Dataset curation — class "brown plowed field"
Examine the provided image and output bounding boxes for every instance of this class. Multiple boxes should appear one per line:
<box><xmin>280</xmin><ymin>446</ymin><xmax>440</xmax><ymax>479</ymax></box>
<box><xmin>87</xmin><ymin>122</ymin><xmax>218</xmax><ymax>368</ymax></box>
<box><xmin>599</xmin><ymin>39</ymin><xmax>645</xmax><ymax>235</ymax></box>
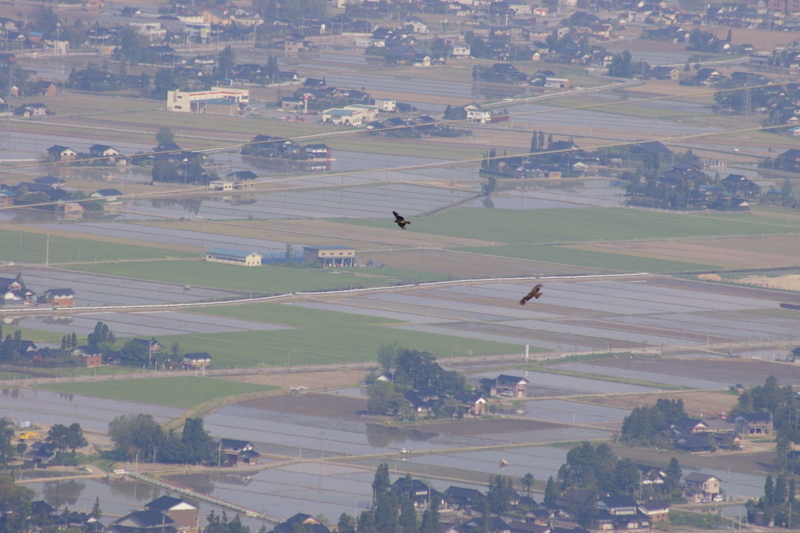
<box><xmin>351</xmin><ymin>249</ymin><xmax>601</xmax><ymax>279</ymax></box>
<box><xmin>573</xmin><ymin>238</ymin><xmax>800</xmax><ymax>270</ymax></box>
<box><xmin>240</xmin><ymin>392</ymin><xmax>370</xmax><ymax>421</ymax></box>
<box><xmin>581</xmin><ymin>391</ymin><xmax>739</xmax><ymax>419</ymax></box>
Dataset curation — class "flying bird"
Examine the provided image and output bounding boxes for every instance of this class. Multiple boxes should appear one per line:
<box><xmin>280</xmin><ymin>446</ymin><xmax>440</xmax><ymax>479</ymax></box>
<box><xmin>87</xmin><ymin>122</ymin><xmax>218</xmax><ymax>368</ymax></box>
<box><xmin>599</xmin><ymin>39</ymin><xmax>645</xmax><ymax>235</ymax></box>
<box><xmin>519</xmin><ymin>284</ymin><xmax>543</xmax><ymax>305</ymax></box>
<box><xmin>393</xmin><ymin>211</ymin><xmax>410</xmax><ymax>230</ymax></box>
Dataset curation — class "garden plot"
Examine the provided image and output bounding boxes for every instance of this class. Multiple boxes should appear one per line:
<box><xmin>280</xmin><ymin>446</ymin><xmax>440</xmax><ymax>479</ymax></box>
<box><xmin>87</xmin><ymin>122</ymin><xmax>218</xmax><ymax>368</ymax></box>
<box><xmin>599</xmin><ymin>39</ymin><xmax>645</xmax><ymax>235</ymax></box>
<box><xmin>520</xmin><ymin>399</ymin><xmax>631</xmax><ymax>427</ymax></box>
<box><xmin>556</xmin><ymin>362</ymin><xmax>728</xmax><ymax>389</ymax></box>
<box><xmin>468</xmin><ymin>369</ymin><xmax>656</xmax><ymax>396</ymax></box>
<box><xmin>13</xmin><ymin>311</ymin><xmax>291</xmax><ymax>337</ymax></box>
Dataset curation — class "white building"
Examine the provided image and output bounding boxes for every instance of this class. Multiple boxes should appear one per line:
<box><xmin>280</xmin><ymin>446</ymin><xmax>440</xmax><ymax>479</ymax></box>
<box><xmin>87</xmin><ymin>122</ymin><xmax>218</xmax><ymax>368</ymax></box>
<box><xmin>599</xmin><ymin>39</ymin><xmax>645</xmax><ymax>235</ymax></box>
<box><xmin>127</xmin><ymin>22</ymin><xmax>168</xmax><ymax>42</ymax></box>
<box><xmin>205</xmin><ymin>248</ymin><xmax>262</xmax><ymax>266</ymax></box>
<box><xmin>373</xmin><ymin>99</ymin><xmax>397</xmax><ymax>112</ymax></box>
<box><xmin>322</xmin><ymin>105</ymin><xmax>379</xmax><ymax>126</ymax></box>
<box><xmin>465</xmin><ymin>104</ymin><xmax>491</xmax><ymax>123</ymax></box>
<box><xmin>167</xmin><ymin>87</ymin><xmax>249</xmax><ymax>112</ymax></box>
<box><xmin>452</xmin><ymin>45</ymin><xmax>471</xmax><ymax>58</ymax></box>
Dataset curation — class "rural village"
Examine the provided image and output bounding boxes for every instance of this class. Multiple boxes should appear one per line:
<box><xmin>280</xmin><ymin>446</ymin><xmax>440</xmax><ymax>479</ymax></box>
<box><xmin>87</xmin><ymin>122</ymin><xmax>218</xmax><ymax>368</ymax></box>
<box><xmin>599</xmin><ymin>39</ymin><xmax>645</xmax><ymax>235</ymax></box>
<box><xmin>3</xmin><ymin>0</ymin><xmax>800</xmax><ymax>529</ymax></box>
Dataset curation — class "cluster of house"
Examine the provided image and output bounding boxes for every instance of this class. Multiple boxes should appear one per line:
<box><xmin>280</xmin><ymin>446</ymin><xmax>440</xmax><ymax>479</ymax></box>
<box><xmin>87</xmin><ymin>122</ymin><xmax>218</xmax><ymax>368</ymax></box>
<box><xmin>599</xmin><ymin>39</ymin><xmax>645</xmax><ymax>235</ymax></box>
<box><xmin>46</xmin><ymin>144</ymin><xmax>126</xmax><ymax>166</ymax></box>
<box><xmin>280</xmin><ymin>80</ymin><xmax>370</xmax><ymax>112</ymax></box>
<box><xmin>0</xmin><ymin>174</ymin><xmax>122</xmax><ymax>217</ymax></box>
<box><xmin>268</xmin><ymin>469</ymin><xmax>726</xmax><ymax>533</ymax></box>
<box><xmin>205</xmin><ymin>246</ymin><xmax>357</xmax><ymax>268</ymax></box>
<box><xmin>0</xmin><ymin>273</ymin><xmax>74</xmax><ymax>308</ymax></box>
<box><xmin>667</xmin><ymin>413</ymin><xmax>772</xmax><ymax>454</ymax></box>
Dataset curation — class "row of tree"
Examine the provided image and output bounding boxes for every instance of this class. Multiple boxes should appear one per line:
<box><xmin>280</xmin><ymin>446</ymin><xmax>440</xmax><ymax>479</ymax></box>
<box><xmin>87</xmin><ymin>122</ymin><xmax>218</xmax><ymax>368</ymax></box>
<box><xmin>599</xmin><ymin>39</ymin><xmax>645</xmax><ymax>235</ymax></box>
<box><xmin>108</xmin><ymin>414</ymin><xmax>217</xmax><ymax>464</ymax></box>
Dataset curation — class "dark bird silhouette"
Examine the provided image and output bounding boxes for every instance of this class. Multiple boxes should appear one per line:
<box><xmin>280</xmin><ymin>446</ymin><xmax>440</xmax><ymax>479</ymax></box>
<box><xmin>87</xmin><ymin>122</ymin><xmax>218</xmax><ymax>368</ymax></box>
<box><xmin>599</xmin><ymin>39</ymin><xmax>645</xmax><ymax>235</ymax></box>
<box><xmin>393</xmin><ymin>211</ymin><xmax>410</xmax><ymax>230</ymax></box>
<box><xmin>519</xmin><ymin>284</ymin><xmax>543</xmax><ymax>305</ymax></box>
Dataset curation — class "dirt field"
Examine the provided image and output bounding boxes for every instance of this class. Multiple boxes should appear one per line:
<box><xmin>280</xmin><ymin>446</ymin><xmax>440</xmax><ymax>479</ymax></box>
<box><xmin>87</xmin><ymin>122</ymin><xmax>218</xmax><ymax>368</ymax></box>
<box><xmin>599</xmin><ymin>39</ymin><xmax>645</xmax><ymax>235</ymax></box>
<box><xmin>610</xmin><ymin>444</ymin><xmax>775</xmax><ymax>477</ymax></box>
<box><xmin>239</xmin><ymin>392</ymin><xmax>369</xmax><ymax>420</ymax></box>
<box><xmin>581</xmin><ymin>391</ymin><xmax>739</xmax><ymax>418</ymax></box>
<box><xmin>404</xmin><ymin>418</ymin><xmax>568</xmax><ymax>436</ymax></box>
<box><xmin>353</xmin><ymin>249</ymin><xmax>604</xmax><ymax>278</ymax></box>
<box><xmin>735</xmin><ymin>274</ymin><xmax>800</xmax><ymax>292</ymax></box>
<box><xmin>591</xmin><ymin>357</ymin><xmax>800</xmax><ymax>388</ymax></box>
<box><xmin>223</xmin><ymin>369</ymin><xmax>364</xmax><ymax>391</ymax></box>
<box><xmin>574</xmin><ymin>237</ymin><xmax>800</xmax><ymax>270</ymax></box>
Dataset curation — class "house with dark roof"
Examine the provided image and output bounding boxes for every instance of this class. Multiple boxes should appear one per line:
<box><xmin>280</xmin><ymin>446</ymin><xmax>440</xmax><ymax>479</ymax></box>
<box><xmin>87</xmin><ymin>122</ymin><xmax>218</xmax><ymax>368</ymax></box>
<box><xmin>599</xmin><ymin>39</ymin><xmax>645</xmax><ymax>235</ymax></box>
<box><xmin>674</xmin><ymin>433</ymin><xmax>714</xmax><ymax>452</ymax></box>
<box><xmin>71</xmin><ymin>345</ymin><xmax>104</xmax><ymax>367</ymax></box>
<box><xmin>453</xmin><ymin>393</ymin><xmax>486</xmax><ymax>416</ymax></box>
<box><xmin>272</xmin><ymin>514</ymin><xmax>331</xmax><ymax>533</ymax></box>
<box><xmin>671</xmin><ymin>417</ymin><xmax>708</xmax><ymax>435</ymax></box>
<box><xmin>735</xmin><ymin>412</ymin><xmax>773</xmax><ymax>435</ymax></box>
<box><xmin>47</xmin><ymin>145</ymin><xmax>77</xmax><ymax>162</ymax></box>
<box><xmin>0</xmin><ymin>273</ymin><xmax>36</xmax><ymax>306</ymax></box>
<box><xmin>480</xmin><ymin>374</ymin><xmax>529</xmax><ymax>398</ymax></box>
<box><xmin>43</xmin><ymin>288</ymin><xmax>75</xmax><ymax>307</ymax></box>
<box><xmin>89</xmin><ymin>144</ymin><xmax>123</xmax><ymax>163</ymax></box>
<box><xmin>443</xmin><ymin>486</ymin><xmax>484</xmax><ymax>510</ymax></box>
<box><xmin>26</xmin><ymin>442</ymin><xmax>57</xmax><ymax>464</ymax></box>
<box><xmin>630</xmin><ymin>141</ymin><xmax>672</xmax><ymax>156</ymax></box>
<box><xmin>218</xmin><ymin>438</ymin><xmax>260</xmax><ymax>465</ymax></box>
<box><xmin>144</xmin><ymin>497</ymin><xmax>198</xmax><ymax>530</ymax></box>
<box><xmin>392</xmin><ymin>477</ymin><xmax>442</xmax><ymax>508</ymax></box>
<box><xmin>638</xmin><ymin>499</ymin><xmax>670</xmax><ymax>522</ymax></box>
<box><xmin>109</xmin><ymin>510</ymin><xmax>176</xmax><ymax>533</ymax></box>
<box><xmin>722</xmin><ymin>174</ymin><xmax>760</xmax><ymax>197</ymax></box>
<box><xmin>597</xmin><ymin>495</ymin><xmax>638</xmax><ymax>516</ymax></box>
<box><xmin>684</xmin><ymin>472</ymin><xmax>721</xmax><ymax>503</ymax></box>
<box><xmin>90</xmin><ymin>188</ymin><xmax>123</xmax><ymax>201</ymax></box>
<box><xmin>34</xmin><ymin>175</ymin><xmax>65</xmax><ymax>188</ymax></box>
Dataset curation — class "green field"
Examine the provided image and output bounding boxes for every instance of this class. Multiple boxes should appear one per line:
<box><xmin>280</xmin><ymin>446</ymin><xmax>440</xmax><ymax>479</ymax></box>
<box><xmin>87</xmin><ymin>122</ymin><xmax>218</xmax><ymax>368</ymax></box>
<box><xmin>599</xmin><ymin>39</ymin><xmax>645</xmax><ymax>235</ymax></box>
<box><xmin>343</xmin><ymin>207</ymin><xmax>800</xmax><ymax>245</ymax></box>
<box><xmin>65</xmin><ymin>261</ymin><xmax>447</xmax><ymax>293</ymax></box>
<box><xmin>0</xmin><ymin>230</ymin><xmax>197</xmax><ymax>265</ymax></box>
<box><xmin>38</xmin><ymin>376</ymin><xmax>277</xmax><ymax>409</ymax></box>
<box><xmin>459</xmin><ymin>245</ymin><xmax>719</xmax><ymax>272</ymax></box>
<box><xmin>160</xmin><ymin>303</ymin><xmax>527</xmax><ymax>367</ymax></box>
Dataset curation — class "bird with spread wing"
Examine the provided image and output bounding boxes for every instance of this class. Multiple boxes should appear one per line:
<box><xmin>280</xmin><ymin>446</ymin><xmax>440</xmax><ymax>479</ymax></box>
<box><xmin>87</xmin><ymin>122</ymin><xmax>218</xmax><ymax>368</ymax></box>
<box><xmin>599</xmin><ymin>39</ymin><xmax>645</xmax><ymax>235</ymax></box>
<box><xmin>393</xmin><ymin>211</ymin><xmax>410</xmax><ymax>230</ymax></box>
<box><xmin>519</xmin><ymin>284</ymin><xmax>543</xmax><ymax>305</ymax></box>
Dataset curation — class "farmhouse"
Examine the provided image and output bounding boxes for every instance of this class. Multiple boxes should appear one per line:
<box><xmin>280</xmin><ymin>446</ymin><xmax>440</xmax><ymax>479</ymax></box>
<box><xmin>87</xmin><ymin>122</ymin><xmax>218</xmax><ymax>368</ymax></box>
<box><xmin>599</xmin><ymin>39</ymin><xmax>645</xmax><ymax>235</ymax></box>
<box><xmin>480</xmin><ymin>374</ymin><xmax>529</xmax><ymax>397</ymax></box>
<box><xmin>218</xmin><ymin>438</ymin><xmax>260</xmax><ymax>465</ymax></box>
<box><xmin>273</xmin><ymin>515</ymin><xmax>331</xmax><ymax>533</ymax></box>
<box><xmin>206</xmin><ymin>248</ymin><xmax>262</xmax><ymax>266</ymax></box>
<box><xmin>322</xmin><ymin>105</ymin><xmax>379</xmax><ymax>126</ymax></box>
<box><xmin>43</xmin><ymin>288</ymin><xmax>75</xmax><ymax>307</ymax></box>
<box><xmin>302</xmin><ymin>246</ymin><xmax>356</xmax><ymax>267</ymax></box>
<box><xmin>683</xmin><ymin>473</ymin><xmax>720</xmax><ymax>503</ymax></box>
<box><xmin>183</xmin><ymin>352</ymin><xmax>212</xmax><ymax>369</ymax></box>
<box><xmin>47</xmin><ymin>145</ymin><xmax>77</xmax><ymax>162</ymax></box>
<box><xmin>166</xmin><ymin>87</ymin><xmax>249</xmax><ymax>113</ymax></box>
<box><xmin>109</xmin><ymin>510</ymin><xmax>175</xmax><ymax>533</ymax></box>
<box><xmin>453</xmin><ymin>393</ymin><xmax>486</xmax><ymax>416</ymax></box>
<box><xmin>89</xmin><ymin>144</ymin><xmax>123</xmax><ymax>163</ymax></box>
<box><xmin>91</xmin><ymin>188</ymin><xmax>123</xmax><ymax>202</ymax></box>
<box><xmin>144</xmin><ymin>497</ymin><xmax>198</xmax><ymax>530</ymax></box>
<box><xmin>0</xmin><ymin>273</ymin><xmax>36</xmax><ymax>306</ymax></box>
<box><xmin>735</xmin><ymin>412</ymin><xmax>773</xmax><ymax>435</ymax></box>
<box><xmin>71</xmin><ymin>345</ymin><xmax>104</xmax><ymax>367</ymax></box>
<box><xmin>638</xmin><ymin>500</ymin><xmax>670</xmax><ymax>522</ymax></box>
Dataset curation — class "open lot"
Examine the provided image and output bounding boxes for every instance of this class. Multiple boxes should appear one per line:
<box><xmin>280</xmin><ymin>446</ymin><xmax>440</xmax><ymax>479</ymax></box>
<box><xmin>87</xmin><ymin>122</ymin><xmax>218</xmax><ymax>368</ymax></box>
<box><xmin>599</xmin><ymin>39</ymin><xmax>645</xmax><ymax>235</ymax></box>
<box><xmin>39</xmin><ymin>376</ymin><xmax>278</xmax><ymax>409</ymax></box>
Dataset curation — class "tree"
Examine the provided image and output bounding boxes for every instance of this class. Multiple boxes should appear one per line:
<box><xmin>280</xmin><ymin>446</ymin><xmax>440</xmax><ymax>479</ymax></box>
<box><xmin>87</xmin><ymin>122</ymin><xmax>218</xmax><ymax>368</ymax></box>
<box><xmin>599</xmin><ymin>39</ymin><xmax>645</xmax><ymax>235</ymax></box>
<box><xmin>521</xmin><ymin>473</ymin><xmax>535</xmax><ymax>498</ymax></box>
<box><xmin>782</xmin><ymin>178</ymin><xmax>794</xmax><ymax>198</ymax></box>
<box><xmin>0</xmin><ymin>418</ymin><xmax>15</xmax><ymax>465</ymax></box>
<box><xmin>419</xmin><ymin>495</ymin><xmax>441</xmax><ymax>533</ymax></box>
<box><xmin>216</xmin><ymin>46</ymin><xmax>236</xmax><ymax>80</ymax></box>
<box><xmin>374</xmin><ymin>492</ymin><xmax>399</xmax><ymax>533</ymax></box>
<box><xmin>357</xmin><ymin>511</ymin><xmax>377</xmax><ymax>533</ymax></box>
<box><xmin>775</xmin><ymin>474</ymin><xmax>787</xmax><ymax>506</ymax></box>
<box><xmin>182</xmin><ymin>418</ymin><xmax>216</xmax><ymax>464</ymax></box>
<box><xmin>337</xmin><ymin>514</ymin><xmax>355</xmax><ymax>533</ymax></box>
<box><xmin>377</xmin><ymin>343</ymin><xmax>400</xmax><ymax>374</ymax></box>
<box><xmin>544</xmin><ymin>476</ymin><xmax>559</xmax><ymax>504</ymax></box>
<box><xmin>152</xmin><ymin>160</ymin><xmax>178</xmax><ymax>183</ymax></box>
<box><xmin>87</xmin><ymin>322</ymin><xmax>115</xmax><ymax>350</ymax></box>
<box><xmin>156</xmin><ymin>127</ymin><xmax>175</xmax><ymax>145</ymax></box>
<box><xmin>614</xmin><ymin>458</ymin><xmax>640</xmax><ymax>495</ymax></box>
<box><xmin>121</xmin><ymin>338</ymin><xmax>150</xmax><ymax>366</ymax></box>
<box><xmin>91</xmin><ymin>497</ymin><xmax>102</xmax><ymax>518</ymax></box>
<box><xmin>665</xmin><ymin>457</ymin><xmax>682</xmax><ymax>496</ymax></box>
<box><xmin>398</xmin><ymin>495</ymin><xmax>416</xmax><ymax>533</ymax></box>
<box><xmin>367</xmin><ymin>381</ymin><xmax>396</xmax><ymax>415</ymax></box>
<box><xmin>372</xmin><ymin>462</ymin><xmax>391</xmax><ymax>501</ymax></box>
<box><xmin>108</xmin><ymin>414</ymin><xmax>163</xmax><ymax>460</ymax></box>
<box><xmin>487</xmin><ymin>475</ymin><xmax>514</xmax><ymax>513</ymax></box>
<box><xmin>66</xmin><ymin>423</ymin><xmax>87</xmax><ymax>453</ymax></box>
<box><xmin>47</xmin><ymin>424</ymin><xmax>72</xmax><ymax>453</ymax></box>
<box><xmin>153</xmin><ymin>68</ymin><xmax>177</xmax><ymax>99</ymax></box>
<box><xmin>765</xmin><ymin>475</ymin><xmax>775</xmax><ymax>507</ymax></box>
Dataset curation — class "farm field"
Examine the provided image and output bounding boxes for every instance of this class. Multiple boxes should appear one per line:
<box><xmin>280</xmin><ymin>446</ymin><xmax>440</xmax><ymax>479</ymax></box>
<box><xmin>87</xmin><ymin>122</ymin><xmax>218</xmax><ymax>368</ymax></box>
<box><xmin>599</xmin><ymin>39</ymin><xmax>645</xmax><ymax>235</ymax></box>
<box><xmin>580</xmin><ymin>390</ymin><xmax>740</xmax><ymax>418</ymax></box>
<box><xmin>38</xmin><ymin>376</ymin><xmax>277</xmax><ymax>409</ymax></box>
<box><xmin>343</xmin><ymin>207</ymin><xmax>800</xmax><ymax>246</ymax></box>
<box><xmin>0</xmin><ymin>229</ymin><xmax>198</xmax><ymax>265</ymax></box>
<box><xmin>457</xmin><ymin>244</ymin><xmax>718</xmax><ymax>272</ymax></box>
<box><xmin>64</xmin><ymin>260</ymin><xmax>446</xmax><ymax>293</ymax></box>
